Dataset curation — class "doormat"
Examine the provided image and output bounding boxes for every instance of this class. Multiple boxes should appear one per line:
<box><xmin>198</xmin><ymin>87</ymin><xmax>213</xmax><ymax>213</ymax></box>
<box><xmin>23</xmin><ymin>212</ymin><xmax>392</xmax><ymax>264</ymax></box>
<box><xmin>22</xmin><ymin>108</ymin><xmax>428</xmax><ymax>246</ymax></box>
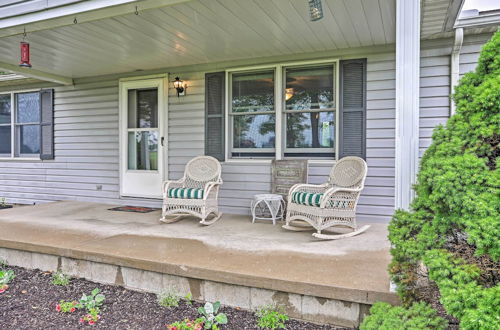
<box><xmin>108</xmin><ymin>206</ymin><xmax>158</xmax><ymax>213</ymax></box>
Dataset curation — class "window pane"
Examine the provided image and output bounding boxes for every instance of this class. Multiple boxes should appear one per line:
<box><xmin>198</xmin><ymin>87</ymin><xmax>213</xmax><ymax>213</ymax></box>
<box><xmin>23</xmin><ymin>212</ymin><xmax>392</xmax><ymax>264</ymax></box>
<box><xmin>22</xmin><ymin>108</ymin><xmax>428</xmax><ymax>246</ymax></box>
<box><xmin>16</xmin><ymin>92</ymin><xmax>40</xmax><ymax>123</ymax></box>
<box><xmin>0</xmin><ymin>94</ymin><xmax>11</xmax><ymax>124</ymax></box>
<box><xmin>285</xmin><ymin>65</ymin><xmax>334</xmax><ymax>111</ymax></box>
<box><xmin>19</xmin><ymin>125</ymin><xmax>40</xmax><ymax>154</ymax></box>
<box><xmin>233</xmin><ymin>114</ymin><xmax>275</xmax><ymax>149</ymax></box>
<box><xmin>286</xmin><ymin>111</ymin><xmax>334</xmax><ymax>149</ymax></box>
<box><xmin>128</xmin><ymin>131</ymin><xmax>158</xmax><ymax>170</ymax></box>
<box><xmin>0</xmin><ymin>126</ymin><xmax>11</xmax><ymax>154</ymax></box>
<box><xmin>128</xmin><ymin>89</ymin><xmax>158</xmax><ymax>128</ymax></box>
<box><xmin>232</xmin><ymin>71</ymin><xmax>274</xmax><ymax>113</ymax></box>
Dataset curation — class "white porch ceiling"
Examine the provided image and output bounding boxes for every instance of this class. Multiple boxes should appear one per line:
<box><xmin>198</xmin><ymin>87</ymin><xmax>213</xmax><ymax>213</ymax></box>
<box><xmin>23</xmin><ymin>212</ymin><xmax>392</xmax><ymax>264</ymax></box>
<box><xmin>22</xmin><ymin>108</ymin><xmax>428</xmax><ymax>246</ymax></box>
<box><xmin>0</xmin><ymin>0</ymin><xmax>464</xmax><ymax>80</ymax></box>
<box><xmin>0</xmin><ymin>0</ymin><xmax>397</xmax><ymax>78</ymax></box>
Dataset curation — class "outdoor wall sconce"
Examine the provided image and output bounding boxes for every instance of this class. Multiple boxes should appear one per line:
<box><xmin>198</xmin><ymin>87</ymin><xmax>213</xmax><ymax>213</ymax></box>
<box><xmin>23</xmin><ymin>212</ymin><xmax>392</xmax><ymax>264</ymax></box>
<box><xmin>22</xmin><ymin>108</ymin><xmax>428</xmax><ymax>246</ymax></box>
<box><xmin>285</xmin><ymin>88</ymin><xmax>294</xmax><ymax>101</ymax></box>
<box><xmin>19</xmin><ymin>41</ymin><xmax>32</xmax><ymax>67</ymax></box>
<box><xmin>173</xmin><ymin>77</ymin><xmax>186</xmax><ymax>96</ymax></box>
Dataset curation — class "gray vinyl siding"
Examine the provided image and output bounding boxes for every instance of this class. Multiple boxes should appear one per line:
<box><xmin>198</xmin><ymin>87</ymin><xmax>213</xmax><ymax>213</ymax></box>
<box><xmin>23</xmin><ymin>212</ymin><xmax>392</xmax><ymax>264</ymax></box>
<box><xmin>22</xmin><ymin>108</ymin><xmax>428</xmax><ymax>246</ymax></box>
<box><xmin>419</xmin><ymin>44</ymin><xmax>451</xmax><ymax>157</ymax></box>
<box><xmin>0</xmin><ymin>34</ymin><xmax>492</xmax><ymax>222</ymax></box>
<box><xmin>418</xmin><ymin>33</ymin><xmax>493</xmax><ymax>158</ymax></box>
<box><xmin>168</xmin><ymin>53</ymin><xmax>397</xmax><ymax>221</ymax></box>
<box><xmin>459</xmin><ymin>33</ymin><xmax>493</xmax><ymax>77</ymax></box>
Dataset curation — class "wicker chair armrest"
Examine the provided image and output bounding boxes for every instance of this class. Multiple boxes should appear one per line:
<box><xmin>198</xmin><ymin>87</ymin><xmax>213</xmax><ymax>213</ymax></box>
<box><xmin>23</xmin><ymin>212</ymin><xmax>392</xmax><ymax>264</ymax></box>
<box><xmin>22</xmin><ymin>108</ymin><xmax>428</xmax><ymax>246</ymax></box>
<box><xmin>203</xmin><ymin>180</ymin><xmax>223</xmax><ymax>200</ymax></box>
<box><xmin>320</xmin><ymin>187</ymin><xmax>362</xmax><ymax>208</ymax></box>
<box><xmin>162</xmin><ymin>178</ymin><xmax>185</xmax><ymax>195</ymax></box>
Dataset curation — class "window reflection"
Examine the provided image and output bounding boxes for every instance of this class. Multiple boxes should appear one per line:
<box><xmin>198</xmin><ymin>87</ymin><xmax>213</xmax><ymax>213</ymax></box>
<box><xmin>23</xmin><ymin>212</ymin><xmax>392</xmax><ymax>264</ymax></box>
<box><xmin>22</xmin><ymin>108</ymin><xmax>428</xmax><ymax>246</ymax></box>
<box><xmin>231</xmin><ymin>70</ymin><xmax>275</xmax><ymax>157</ymax></box>
<box><xmin>284</xmin><ymin>65</ymin><xmax>335</xmax><ymax>157</ymax></box>
<box><xmin>128</xmin><ymin>131</ymin><xmax>158</xmax><ymax>171</ymax></box>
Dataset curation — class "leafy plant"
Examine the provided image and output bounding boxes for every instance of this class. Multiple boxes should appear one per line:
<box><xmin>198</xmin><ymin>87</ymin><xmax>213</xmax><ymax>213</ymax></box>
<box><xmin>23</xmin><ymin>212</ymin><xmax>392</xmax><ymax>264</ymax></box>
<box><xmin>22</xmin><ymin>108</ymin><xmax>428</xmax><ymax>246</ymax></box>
<box><xmin>197</xmin><ymin>301</ymin><xmax>228</xmax><ymax>330</ymax></box>
<box><xmin>184</xmin><ymin>292</ymin><xmax>193</xmax><ymax>305</ymax></box>
<box><xmin>360</xmin><ymin>302</ymin><xmax>447</xmax><ymax>330</ymax></box>
<box><xmin>54</xmin><ymin>288</ymin><xmax>105</xmax><ymax>325</ymax></box>
<box><xmin>167</xmin><ymin>318</ymin><xmax>204</xmax><ymax>330</ymax></box>
<box><xmin>157</xmin><ymin>290</ymin><xmax>181</xmax><ymax>308</ymax></box>
<box><xmin>56</xmin><ymin>300</ymin><xmax>78</xmax><ymax>313</ymax></box>
<box><xmin>51</xmin><ymin>271</ymin><xmax>70</xmax><ymax>286</ymax></box>
<box><xmin>256</xmin><ymin>304</ymin><xmax>289</xmax><ymax>329</ymax></box>
<box><xmin>77</xmin><ymin>288</ymin><xmax>105</xmax><ymax>311</ymax></box>
<box><xmin>0</xmin><ymin>269</ymin><xmax>15</xmax><ymax>293</ymax></box>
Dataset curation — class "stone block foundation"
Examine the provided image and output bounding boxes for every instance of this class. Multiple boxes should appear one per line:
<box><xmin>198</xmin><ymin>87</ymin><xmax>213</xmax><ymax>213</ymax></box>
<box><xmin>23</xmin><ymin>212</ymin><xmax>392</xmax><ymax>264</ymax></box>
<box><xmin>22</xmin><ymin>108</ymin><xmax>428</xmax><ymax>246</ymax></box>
<box><xmin>0</xmin><ymin>247</ymin><xmax>369</xmax><ymax>327</ymax></box>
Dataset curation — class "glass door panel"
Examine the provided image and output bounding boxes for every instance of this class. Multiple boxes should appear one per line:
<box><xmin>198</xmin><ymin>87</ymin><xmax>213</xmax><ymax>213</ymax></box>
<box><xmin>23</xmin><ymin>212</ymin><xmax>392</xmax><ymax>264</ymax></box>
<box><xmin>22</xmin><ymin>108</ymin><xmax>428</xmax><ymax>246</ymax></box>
<box><xmin>127</xmin><ymin>88</ymin><xmax>159</xmax><ymax>171</ymax></box>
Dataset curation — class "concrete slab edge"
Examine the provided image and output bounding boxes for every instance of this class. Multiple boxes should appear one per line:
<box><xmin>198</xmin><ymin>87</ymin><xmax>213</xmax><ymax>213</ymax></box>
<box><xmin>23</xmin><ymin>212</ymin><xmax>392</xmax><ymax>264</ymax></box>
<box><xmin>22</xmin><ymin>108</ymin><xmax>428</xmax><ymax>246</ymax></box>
<box><xmin>0</xmin><ymin>239</ymin><xmax>399</xmax><ymax>306</ymax></box>
<box><xmin>0</xmin><ymin>246</ymin><xmax>382</xmax><ymax>327</ymax></box>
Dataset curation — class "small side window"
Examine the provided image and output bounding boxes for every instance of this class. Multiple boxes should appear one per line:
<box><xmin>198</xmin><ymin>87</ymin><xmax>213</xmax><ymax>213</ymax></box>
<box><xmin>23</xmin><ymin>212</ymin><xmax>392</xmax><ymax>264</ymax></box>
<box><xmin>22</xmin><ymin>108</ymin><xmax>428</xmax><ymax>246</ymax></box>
<box><xmin>0</xmin><ymin>89</ymin><xmax>53</xmax><ymax>160</ymax></box>
<box><xmin>15</xmin><ymin>92</ymin><xmax>41</xmax><ymax>157</ymax></box>
<box><xmin>0</xmin><ymin>94</ymin><xmax>11</xmax><ymax>157</ymax></box>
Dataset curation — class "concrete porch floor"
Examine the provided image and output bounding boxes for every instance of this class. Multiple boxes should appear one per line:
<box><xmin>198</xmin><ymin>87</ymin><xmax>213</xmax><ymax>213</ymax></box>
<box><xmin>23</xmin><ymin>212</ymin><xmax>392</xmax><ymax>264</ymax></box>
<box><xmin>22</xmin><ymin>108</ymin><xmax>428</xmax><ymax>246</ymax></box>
<box><xmin>0</xmin><ymin>201</ymin><xmax>397</xmax><ymax>324</ymax></box>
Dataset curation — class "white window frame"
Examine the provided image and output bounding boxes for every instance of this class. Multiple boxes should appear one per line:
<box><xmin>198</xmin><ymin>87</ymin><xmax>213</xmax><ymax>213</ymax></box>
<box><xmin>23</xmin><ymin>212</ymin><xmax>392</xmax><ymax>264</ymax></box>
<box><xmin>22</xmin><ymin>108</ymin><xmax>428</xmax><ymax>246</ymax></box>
<box><xmin>0</xmin><ymin>88</ymin><xmax>42</xmax><ymax>161</ymax></box>
<box><xmin>225</xmin><ymin>59</ymin><xmax>340</xmax><ymax>163</ymax></box>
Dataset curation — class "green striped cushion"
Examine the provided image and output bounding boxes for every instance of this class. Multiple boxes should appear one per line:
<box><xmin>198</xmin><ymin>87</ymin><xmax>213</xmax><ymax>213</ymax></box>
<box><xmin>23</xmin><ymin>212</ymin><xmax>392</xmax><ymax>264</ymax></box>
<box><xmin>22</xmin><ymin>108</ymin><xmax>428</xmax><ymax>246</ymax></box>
<box><xmin>292</xmin><ymin>191</ymin><xmax>322</xmax><ymax>207</ymax></box>
<box><xmin>167</xmin><ymin>188</ymin><xmax>204</xmax><ymax>199</ymax></box>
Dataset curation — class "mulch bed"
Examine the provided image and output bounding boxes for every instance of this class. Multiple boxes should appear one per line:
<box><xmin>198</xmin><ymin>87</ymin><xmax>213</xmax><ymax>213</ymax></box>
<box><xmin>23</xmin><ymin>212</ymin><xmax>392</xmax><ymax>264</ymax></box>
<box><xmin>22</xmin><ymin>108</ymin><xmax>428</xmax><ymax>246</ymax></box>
<box><xmin>0</xmin><ymin>266</ymin><xmax>345</xmax><ymax>329</ymax></box>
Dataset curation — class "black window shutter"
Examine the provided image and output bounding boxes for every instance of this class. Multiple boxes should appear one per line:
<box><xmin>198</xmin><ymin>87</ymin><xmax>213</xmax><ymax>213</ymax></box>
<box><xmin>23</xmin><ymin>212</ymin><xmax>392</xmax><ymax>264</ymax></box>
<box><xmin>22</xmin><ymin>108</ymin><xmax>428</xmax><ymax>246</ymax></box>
<box><xmin>205</xmin><ymin>72</ymin><xmax>225</xmax><ymax>161</ymax></box>
<box><xmin>339</xmin><ymin>59</ymin><xmax>367</xmax><ymax>159</ymax></box>
<box><xmin>40</xmin><ymin>89</ymin><xmax>54</xmax><ymax>160</ymax></box>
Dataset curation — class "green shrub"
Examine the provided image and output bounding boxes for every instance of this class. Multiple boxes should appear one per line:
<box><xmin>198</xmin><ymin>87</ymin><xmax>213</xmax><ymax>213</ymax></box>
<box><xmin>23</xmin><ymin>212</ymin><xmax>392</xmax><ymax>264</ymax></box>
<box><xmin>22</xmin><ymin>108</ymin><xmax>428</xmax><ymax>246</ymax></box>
<box><xmin>369</xmin><ymin>29</ymin><xmax>499</xmax><ymax>328</ymax></box>
<box><xmin>157</xmin><ymin>290</ymin><xmax>180</xmax><ymax>308</ymax></box>
<box><xmin>360</xmin><ymin>302</ymin><xmax>447</xmax><ymax>330</ymax></box>
<box><xmin>256</xmin><ymin>304</ymin><xmax>289</xmax><ymax>329</ymax></box>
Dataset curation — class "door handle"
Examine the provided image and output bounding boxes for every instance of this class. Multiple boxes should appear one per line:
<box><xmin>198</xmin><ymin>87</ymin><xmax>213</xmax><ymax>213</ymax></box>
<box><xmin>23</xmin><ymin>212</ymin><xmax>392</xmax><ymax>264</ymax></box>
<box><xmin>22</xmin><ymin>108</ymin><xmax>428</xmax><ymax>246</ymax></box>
<box><xmin>161</xmin><ymin>137</ymin><xmax>165</xmax><ymax>146</ymax></box>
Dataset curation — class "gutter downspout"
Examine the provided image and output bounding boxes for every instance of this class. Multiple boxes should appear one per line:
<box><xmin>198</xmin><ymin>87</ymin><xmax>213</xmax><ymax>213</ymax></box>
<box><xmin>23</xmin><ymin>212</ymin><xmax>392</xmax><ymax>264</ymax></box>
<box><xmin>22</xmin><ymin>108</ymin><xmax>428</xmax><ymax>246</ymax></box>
<box><xmin>450</xmin><ymin>27</ymin><xmax>463</xmax><ymax>115</ymax></box>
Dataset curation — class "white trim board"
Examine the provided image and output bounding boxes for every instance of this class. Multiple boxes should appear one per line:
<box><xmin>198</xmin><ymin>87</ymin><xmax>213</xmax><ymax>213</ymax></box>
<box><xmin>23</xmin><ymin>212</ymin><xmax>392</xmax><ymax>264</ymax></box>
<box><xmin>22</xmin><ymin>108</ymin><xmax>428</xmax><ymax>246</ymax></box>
<box><xmin>395</xmin><ymin>0</ymin><xmax>420</xmax><ymax>210</ymax></box>
<box><xmin>0</xmin><ymin>61</ymin><xmax>73</xmax><ymax>86</ymax></box>
<box><xmin>0</xmin><ymin>0</ymin><xmax>192</xmax><ymax>37</ymax></box>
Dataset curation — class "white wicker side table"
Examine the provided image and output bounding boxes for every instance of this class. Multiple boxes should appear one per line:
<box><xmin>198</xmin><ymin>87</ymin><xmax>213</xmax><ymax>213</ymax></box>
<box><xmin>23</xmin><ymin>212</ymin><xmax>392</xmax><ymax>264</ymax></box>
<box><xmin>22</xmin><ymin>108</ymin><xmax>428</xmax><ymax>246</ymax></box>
<box><xmin>251</xmin><ymin>194</ymin><xmax>285</xmax><ymax>225</ymax></box>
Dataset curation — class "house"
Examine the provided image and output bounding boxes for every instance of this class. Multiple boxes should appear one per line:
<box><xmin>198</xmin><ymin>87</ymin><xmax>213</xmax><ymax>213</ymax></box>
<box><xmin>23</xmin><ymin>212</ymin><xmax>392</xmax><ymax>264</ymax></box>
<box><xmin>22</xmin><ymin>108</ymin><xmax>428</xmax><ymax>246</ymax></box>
<box><xmin>0</xmin><ymin>1</ymin><xmax>498</xmax><ymax>222</ymax></box>
<box><xmin>0</xmin><ymin>1</ymin><xmax>499</xmax><ymax>327</ymax></box>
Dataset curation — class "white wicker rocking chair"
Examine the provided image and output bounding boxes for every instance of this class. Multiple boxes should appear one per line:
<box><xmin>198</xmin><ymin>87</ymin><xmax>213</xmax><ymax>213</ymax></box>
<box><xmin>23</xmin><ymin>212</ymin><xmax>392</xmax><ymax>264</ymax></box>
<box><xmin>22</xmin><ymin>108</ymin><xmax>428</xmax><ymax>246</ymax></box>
<box><xmin>283</xmin><ymin>156</ymin><xmax>369</xmax><ymax>240</ymax></box>
<box><xmin>160</xmin><ymin>156</ymin><xmax>223</xmax><ymax>226</ymax></box>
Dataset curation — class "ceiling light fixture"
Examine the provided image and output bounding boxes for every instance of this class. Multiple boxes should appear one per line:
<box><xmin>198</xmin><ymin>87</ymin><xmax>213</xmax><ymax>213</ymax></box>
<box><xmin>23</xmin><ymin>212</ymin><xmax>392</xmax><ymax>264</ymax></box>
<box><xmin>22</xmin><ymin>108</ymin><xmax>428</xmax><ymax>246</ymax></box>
<box><xmin>308</xmin><ymin>0</ymin><xmax>324</xmax><ymax>21</ymax></box>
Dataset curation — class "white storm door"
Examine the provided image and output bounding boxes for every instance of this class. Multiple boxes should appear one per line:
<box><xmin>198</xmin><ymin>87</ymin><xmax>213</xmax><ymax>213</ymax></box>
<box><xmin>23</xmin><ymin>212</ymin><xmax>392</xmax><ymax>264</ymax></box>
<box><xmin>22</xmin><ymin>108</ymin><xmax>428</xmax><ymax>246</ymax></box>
<box><xmin>120</xmin><ymin>78</ymin><xmax>167</xmax><ymax>198</ymax></box>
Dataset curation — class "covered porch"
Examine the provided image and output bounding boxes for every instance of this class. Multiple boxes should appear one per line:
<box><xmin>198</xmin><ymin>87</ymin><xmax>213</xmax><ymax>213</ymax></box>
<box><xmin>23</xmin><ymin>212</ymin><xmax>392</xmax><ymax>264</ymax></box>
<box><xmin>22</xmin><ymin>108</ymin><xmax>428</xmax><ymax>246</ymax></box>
<box><xmin>0</xmin><ymin>200</ymin><xmax>396</xmax><ymax>327</ymax></box>
<box><xmin>0</xmin><ymin>0</ymin><xmax>448</xmax><ymax>222</ymax></box>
